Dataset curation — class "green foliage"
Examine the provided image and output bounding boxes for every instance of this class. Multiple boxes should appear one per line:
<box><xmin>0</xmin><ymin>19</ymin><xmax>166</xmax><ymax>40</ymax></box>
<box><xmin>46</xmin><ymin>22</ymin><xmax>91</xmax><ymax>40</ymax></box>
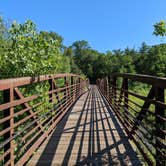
<box><xmin>135</xmin><ymin>43</ymin><xmax>166</xmax><ymax>77</ymax></box>
<box><xmin>153</xmin><ymin>20</ymin><xmax>166</xmax><ymax>37</ymax></box>
<box><xmin>68</xmin><ymin>40</ymin><xmax>166</xmax><ymax>82</ymax></box>
<box><xmin>0</xmin><ymin>18</ymin><xmax>70</xmax><ymax>79</ymax></box>
<box><xmin>64</xmin><ymin>46</ymin><xmax>83</xmax><ymax>75</ymax></box>
<box><xmin>0</xmin><ymin>16</ymin><xmax>166</xmax><ymax>81</ymax></box>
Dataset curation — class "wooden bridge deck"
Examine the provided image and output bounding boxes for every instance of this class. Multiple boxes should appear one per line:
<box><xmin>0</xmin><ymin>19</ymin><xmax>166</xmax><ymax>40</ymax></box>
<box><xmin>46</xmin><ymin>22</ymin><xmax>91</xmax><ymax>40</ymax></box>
<box><xmin>27</xmin><ymin>85</ymin><xmax>142</xmax><ymax>166</ymax></box>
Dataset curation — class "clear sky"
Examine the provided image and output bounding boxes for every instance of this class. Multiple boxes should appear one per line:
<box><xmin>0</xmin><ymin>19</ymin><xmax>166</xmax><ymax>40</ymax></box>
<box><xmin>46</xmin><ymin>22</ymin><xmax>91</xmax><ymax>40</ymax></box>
<box><xmin>0</xmin><ymin>0</ymin><xmax>166</xmax><ymax>52</ymax></box>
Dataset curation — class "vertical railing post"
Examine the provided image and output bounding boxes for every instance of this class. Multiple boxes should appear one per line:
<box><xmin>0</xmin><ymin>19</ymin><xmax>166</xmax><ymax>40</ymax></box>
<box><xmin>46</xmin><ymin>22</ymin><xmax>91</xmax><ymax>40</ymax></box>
<box><xmin>49</xmin><ymin>78</ymin><xmax>55</xmax><ymax>124</ymax></box>
<box><xmin>103</xmin><ymin>78</ymin><xmax>107</xmax><ymax>97</ymax></box>
<box><xmin>64</xmin><ymin>77</ymin><xmax>68</xmax><ymax>103</ymax></box>
<box><xmin>80</xmin><ymin>78</ymin><xmax>83</xmax><ymax>95</ymax></box>
<box><xmin>123</xmin><ymin>78</ymin><xmax>129</xmax><ymax>124</ymax></box>
<box><xmin>99</xmin><ymin>79</ymin><xmax>101</xmax><ymax>90</ymax></box>
<box><xmin>74</xmin><ymin>77</ymin><xmax>77</xmax><ymax>100</ymax></box>
<box><xmin>78</xmin><ymin>78</ymin><xmax>81</xmax><ymax>97</ymax></box>
<box><xmin>103</xmin><ymin>79</ymin><xmax>105</xmax><ymax>96</ymax></box>
<box><xmin>49</xmin><ymin>78</ymin><xmax>54</xmax><ymax>103</ymax></box>
<box><xmin>10</xmin><ymin>88</ymin><xmax>14</xmax><ymax>166</ymax></box>
<box><xmin>124</xmin><ymin>78</ymin><xmax>128</xmax><ymax>109</ymax></box>
<box><xmin>107</xmin><ymin>77</ymin><xmax>111</xmax><ymax>101</ymax></box>
<box><xmin>75</xmin><ymin>78</ymin><xmax>78</xmax><ymax>98</ymax></box>
<box><xmin>105</xmin><ymin>77</ymin><xmax>109</xmax><ymax>99</ymax></box>
<box><xmin>155</xmin><ymin>87</ymin><xmax>165</xmax><ymax>166</ymax></box>
<box><xmin>101</xmin><ymin>79</ymin><xmax>104</xmax><ymax>94</ymax></box>
<box><xmin>112</xmin><ymin>77</ymin><xmax>117</xmax><ymax>105</ymax></box>
<box><xmin>3</xmin><ymin>88</ymin><xmax>14</xmax><ymax>166</ymax></box>
<box><xmin>71</xmin><ymin>76</ymin><xmax>74</xmax><ymax>101</ymax></box>
<box><xmin>99</xmin><ymin>79</ymin><xmax>100</xmax><ymax>88</ymax></box>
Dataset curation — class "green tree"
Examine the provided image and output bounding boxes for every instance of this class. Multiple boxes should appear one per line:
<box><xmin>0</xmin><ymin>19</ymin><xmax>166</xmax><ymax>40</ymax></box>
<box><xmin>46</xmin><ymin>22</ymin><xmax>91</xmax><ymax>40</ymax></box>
<box><xmin>0</xmin><ymin>19</ymin><xmax>70</xmax><ymax>78</ymax></box>
<box><xmin>153</xmin><ymin>20</ymin><xmax>166</xmax><ymax>37</ymax></box>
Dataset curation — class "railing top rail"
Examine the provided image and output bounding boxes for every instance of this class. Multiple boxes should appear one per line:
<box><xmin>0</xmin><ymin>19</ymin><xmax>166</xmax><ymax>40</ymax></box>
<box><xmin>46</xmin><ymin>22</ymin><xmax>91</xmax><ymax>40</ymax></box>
<box><xmin>0</xmin><ymin>73</ymin><xmax>83</xmax><ymax>91</ymax></box>
<box><xmin>110</xmin><ymin>73</ymin><xmax>166</xmax><ymax>88</ymax></box>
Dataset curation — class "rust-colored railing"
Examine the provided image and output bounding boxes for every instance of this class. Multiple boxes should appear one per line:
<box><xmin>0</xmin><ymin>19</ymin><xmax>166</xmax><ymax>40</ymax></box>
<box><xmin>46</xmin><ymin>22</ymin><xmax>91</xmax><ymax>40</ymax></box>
<box><xmin>0</xmin><ymin>74</ymin><xmax>88</xmax><ymax>166</ymax></box>
<box><xmin>97</xmin><ymin>73</ymin><xmax>166</xmax><ymax>166</ymax></box>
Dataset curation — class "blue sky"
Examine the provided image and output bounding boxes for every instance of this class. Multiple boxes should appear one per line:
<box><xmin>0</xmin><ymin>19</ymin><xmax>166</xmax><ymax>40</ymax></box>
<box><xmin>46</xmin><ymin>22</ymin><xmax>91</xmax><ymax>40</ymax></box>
<box><xmin>0</xmin><ymin>0</ymin><xmax>165</xmax><ymax>52</ymax></box>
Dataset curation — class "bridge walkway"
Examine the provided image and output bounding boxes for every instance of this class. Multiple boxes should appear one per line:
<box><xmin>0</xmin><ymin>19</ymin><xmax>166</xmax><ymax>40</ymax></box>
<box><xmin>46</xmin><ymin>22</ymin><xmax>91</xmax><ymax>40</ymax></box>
<box><xmin>27</xmin><ymin>85</ymin><xmax>142</xmax><ymax>166</ymax></box>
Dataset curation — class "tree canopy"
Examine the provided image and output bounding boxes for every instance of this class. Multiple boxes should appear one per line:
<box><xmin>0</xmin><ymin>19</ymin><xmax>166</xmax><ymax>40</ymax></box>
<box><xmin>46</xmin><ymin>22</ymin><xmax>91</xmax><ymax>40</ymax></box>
<box><xmin>0</xmin><ymin>19</ymin><xmax>70</xmax><ymax>78</ymax></box>
<box><xmin>153</xmin><ymin>20</ymin><xmax>166</xmax><ymax>37</ymax></box>
<box><xmin>0</xmin><ymin>17</ymin><xmax>166</xmax><ymax>82</ymax></box>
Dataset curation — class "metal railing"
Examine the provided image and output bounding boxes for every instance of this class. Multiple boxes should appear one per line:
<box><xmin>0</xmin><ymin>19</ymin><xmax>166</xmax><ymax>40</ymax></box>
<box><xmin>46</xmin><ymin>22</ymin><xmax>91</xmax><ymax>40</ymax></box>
<box><xmin>97</xmin><ymin>73</ymin><xmax>166</xmax><ymax>166</ymax></box>
<box><xmin>0</xmin><ymin>74</ymin><xmax>88</xmax><ymax>166</ymax></box>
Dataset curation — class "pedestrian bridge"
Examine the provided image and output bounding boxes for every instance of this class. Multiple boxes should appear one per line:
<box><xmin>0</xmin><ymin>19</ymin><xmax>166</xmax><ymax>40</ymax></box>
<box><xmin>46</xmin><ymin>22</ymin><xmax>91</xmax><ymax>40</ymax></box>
<box><xmin>0</xmin><ymin>73</ymin><xmax>165</xmax><ymax>165</ymax></box>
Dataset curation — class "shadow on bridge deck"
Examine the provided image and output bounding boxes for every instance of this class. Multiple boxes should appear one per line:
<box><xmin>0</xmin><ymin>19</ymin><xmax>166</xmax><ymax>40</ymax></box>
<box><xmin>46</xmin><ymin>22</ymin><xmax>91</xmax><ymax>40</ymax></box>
<box><xmin>27</xmin><ymin>85</ymin><xmax>142</xmax><ymax>166</ymax></box>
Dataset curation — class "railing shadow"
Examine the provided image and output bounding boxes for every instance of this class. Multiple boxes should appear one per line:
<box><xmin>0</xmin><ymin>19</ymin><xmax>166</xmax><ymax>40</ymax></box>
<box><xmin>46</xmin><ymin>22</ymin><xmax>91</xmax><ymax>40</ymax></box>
<box><xmin>35</xmin><ymin>90</ymin><xmax>91</xmax><ymax>166</ymax></box>
<box><xmin>35</xmin><ymin>85</ymin><xmax>142</xmax><ymax>166</ymax></box>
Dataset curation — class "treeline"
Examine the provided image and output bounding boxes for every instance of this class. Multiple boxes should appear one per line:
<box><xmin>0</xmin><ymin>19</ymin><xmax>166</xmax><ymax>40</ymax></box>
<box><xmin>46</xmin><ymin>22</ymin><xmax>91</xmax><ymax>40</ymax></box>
<box><xmin>0</xmin><ymin>17</ymin><xmax>166</xmax><ymax>81</ymax></box>
<box><xmin>67</xmin><ymin>40</ymin><xmax>166</xmax><ymax>82</ymax></box>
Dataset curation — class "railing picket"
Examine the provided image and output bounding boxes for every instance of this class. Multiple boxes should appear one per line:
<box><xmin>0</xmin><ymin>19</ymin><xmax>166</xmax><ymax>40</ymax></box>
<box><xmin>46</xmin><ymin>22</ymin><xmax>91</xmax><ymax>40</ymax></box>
<box><xmin>124</xmin><ymin>78</ymin><xmax>128</xmax><ymax>109</ymax></box>
<box><xmin>112</xmin><ymin>77</ymin><xmax>117</xmax><ymax>105</ymax></box>
<box><xmin>71</xmin><ymin>76</ymin><xmax>74</xmax><ymax>101</ymax></box>
<box><xmin>10</xmin><ymin>88</ymin><xmax>14</xmax><ymax>166</ymax></box>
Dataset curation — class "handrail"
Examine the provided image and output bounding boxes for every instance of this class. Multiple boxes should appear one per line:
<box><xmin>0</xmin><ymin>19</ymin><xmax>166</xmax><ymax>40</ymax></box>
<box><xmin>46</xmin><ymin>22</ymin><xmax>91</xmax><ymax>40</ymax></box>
<box><xmin>97</xmin><ymin>73</ymin><xmax>166</xmax><ymax>166</ymax></box>
<box><xmin>0</xmin><ymin>73</ymin><xmax>83</xmax><ymax>90</ymax></box>
<box><xmin>0</xmin><ymin>73</ymin><xmax>89</xmax><ymax>166</ymax></box>
<box><xmin>110</xmin><ymin>73</ymin><xmax>166</xmax><ymax>88</ymax></box>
